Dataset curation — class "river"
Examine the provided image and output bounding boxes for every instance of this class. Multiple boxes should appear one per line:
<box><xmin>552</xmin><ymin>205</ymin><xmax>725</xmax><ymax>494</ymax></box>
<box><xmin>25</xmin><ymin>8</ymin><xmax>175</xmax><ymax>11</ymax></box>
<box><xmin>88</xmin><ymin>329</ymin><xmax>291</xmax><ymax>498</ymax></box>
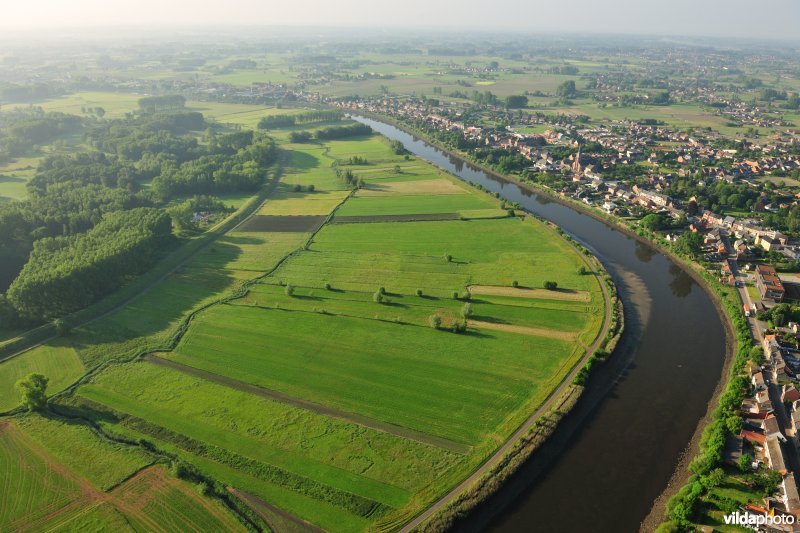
<box><xmin>352</xmin><ymin>116</ymin><xmax>728</xmax><ymax>532</ymax></box>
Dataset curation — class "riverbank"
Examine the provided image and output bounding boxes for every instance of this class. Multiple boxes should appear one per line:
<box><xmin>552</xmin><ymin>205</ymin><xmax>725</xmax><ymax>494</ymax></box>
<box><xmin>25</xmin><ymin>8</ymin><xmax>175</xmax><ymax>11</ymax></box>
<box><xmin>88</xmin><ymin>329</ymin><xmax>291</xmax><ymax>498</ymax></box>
<box><xmin>352</xmin><ymin>112</ymin><xmax>737</xmax><ymax>531</ymax></box>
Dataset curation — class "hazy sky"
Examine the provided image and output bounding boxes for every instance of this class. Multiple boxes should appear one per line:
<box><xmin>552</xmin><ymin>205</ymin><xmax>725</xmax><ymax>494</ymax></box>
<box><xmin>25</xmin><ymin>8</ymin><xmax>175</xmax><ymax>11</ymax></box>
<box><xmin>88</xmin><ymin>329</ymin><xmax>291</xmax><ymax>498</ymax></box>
<box><xmin>2</xmin><ymin>0</ymin><xmax>799</xmax><ymax>40</ymax></box>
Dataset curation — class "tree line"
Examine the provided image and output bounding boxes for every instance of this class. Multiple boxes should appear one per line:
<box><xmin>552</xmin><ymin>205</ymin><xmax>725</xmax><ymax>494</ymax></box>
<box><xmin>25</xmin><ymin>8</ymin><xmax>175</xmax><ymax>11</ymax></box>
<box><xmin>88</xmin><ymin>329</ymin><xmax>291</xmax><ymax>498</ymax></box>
<box><xmin>6</xmin><ymin>208</ymin><xmax>173</xmax><ymax>320</ymax></box>
<box><xmin>257</xmin><ymin>110</ymin><xmax>343</xmax><ymax>130</ymax></box>
<box><xmin>0</xmin><ymin>110</ymin><xmax>279</xmax><ymax>325</ymax></box>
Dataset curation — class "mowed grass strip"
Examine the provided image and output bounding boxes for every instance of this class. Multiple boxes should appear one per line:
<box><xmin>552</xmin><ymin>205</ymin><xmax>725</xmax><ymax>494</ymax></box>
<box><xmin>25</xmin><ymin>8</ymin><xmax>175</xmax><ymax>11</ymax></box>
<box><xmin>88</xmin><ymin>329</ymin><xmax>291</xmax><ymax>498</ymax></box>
<box><xmin>258</xmin><ymin>191</ymin><xmax>351</xmax><ymax>216</ymax></box>
<box><xmin>335</xmin><ymin>194</ymin><xmax>493</xmax><ymax>217</ymax></box>
<box><xmin>468</xmin><ymin>285</ymin><xmax>591</xmax><ymax>302</ymax></box>
<box><xmin>0</xmin><ymin>422</ymin><xmax>80</xmax><ymax>530</ymax></box>
<box><xmin>0</xmin><ymin>344</ymin><xmax>85</xmax><ymax>411</ymax></box>
<box><xmin>165</xmin><ymin>304</ymin><xmax>575</xmax><ymax>444</ymax></box>
<box><xmin>78</xmin><ymin>361</ymin><xmax>455</xmax><ymax>495</ymax></box>
<box><xmin>304</xmin><ymin>218</ymin><xmax>596</xmax><ymax>292</ymax></box>
<box><xmin>237</xmin><ymin>283</ymin><xmax>592</xmax><ymax>335</ymax></box>
<box><xmin>357</xmin><ymin>178</ymin><xmax>467</xmax><ymax>196</ymax></box>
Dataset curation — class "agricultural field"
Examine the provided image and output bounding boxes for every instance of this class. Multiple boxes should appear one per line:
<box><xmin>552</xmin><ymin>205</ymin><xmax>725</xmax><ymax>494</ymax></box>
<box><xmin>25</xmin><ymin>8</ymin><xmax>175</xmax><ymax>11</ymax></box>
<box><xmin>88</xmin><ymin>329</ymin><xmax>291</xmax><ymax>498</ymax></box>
<box><xmin>0</xmin><ymin>344</ymin><xmax>84</xmax><ymax>412</ymax></box>
<box><xmin>0</xmin><ymin>418</ymin><xmax>245</xmax><ymax>532</ymax></box>
<box><xmin>1</xmin><ymin>122</ymin><xmax>606</xmax><ymax>531</ymax></box>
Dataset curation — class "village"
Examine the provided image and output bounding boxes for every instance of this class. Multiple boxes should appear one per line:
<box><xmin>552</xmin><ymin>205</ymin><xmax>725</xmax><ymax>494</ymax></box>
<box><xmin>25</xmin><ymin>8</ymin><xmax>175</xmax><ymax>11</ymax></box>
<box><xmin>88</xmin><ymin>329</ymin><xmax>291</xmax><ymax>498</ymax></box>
<box><xmin>324</xmin><ymin>93</ymin><xmax>800</xmax><ymax>530</ymax></box>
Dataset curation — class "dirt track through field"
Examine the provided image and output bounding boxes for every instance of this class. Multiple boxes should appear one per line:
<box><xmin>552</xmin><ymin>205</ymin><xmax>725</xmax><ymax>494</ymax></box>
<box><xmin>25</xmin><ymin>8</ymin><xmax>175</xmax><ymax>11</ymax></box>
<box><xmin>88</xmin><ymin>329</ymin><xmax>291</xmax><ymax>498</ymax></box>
<box><xmin>466</xmin><ymin>320</ymin><xmax>578</xmax><ymax>341</ymax></box>
<box><xmin>143</xmin><ymin>354</ymin><xmax>470</xmax><ymax>454</ymax></box>
<box><xmin>468</xmin><ymin>285</ymin><xmax>591</xmax><ymax>302</ymax></box>
<box><xmin>228</xmin><ymin>487</ymin><xmax>325</xmax><ymax>533</ymax></box>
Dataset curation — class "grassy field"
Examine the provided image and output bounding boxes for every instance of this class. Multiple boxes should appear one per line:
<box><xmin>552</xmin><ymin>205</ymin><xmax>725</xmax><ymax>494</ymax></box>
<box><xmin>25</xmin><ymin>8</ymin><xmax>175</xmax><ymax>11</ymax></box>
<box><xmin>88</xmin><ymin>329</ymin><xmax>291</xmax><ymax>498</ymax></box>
<box><xmin>1</xmin><ymin>125</ymin><xmax>606</xmax><ymax>531</ymax></box>
<box><xmin>0</xmin><ymin>344</ymin><xmax>85</xmax><ymax>412</ymax></box>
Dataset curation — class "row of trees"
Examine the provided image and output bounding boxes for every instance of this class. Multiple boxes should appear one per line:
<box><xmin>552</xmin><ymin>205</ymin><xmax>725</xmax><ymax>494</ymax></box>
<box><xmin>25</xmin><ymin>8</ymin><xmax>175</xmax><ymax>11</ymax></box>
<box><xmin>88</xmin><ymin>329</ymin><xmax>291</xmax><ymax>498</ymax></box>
<box><xmin>6</xmin><ymin>208</ymin><xmax>173</xmax><ymax>320</ymax></box>
<box><xmin>138</xmin><ymin>95</ymin><xmax>187</xmax><ymax>115</ymax></box>
<box><xmin>257</xmin><ymin>110</ymin><xmax>343</xmax><ymax>130</ymax></box>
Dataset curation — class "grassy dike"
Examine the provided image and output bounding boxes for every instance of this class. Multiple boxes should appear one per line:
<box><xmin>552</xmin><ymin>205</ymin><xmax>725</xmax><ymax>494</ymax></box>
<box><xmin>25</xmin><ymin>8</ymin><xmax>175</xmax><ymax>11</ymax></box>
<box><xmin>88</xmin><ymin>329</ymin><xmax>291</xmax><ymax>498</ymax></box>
<box><xmin>364</xmin><ymin>112</ymin><xmax>740</xmax><ymax>532</ymax></box>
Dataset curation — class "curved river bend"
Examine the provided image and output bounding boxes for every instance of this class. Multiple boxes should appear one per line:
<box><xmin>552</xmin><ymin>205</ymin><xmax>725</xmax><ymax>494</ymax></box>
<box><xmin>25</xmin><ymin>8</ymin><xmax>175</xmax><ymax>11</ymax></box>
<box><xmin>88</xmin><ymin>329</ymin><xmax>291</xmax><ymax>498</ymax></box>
<box><xmin>352</xmin><ymin>116</ymin><xmax>727</xmax><ymax>532</ymax></box>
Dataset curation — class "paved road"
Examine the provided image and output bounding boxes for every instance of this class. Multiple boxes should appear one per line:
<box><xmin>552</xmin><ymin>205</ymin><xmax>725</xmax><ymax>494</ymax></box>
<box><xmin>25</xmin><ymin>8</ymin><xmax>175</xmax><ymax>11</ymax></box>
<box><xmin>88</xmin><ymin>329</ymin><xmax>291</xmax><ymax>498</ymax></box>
<box><xmin>400</xmin><ymin>251</ymin><xmax>614</xmax><ymax>532</ymax></box>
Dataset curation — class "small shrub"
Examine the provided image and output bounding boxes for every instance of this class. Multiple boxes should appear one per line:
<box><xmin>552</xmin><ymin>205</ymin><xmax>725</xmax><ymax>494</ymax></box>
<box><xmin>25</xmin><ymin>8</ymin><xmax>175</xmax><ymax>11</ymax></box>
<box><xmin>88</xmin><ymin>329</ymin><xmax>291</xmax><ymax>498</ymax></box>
<box><xmin>511</xmin><ymin>280</ymin><xmax>519</xmax><ymax>288</ymax></box>
<box><xmin>445</xmin><ymin>254</ymin><xmax>452</xmax><ymax>262</ymax></box>
<box><xmin>293</xmin><ymin>184</ymin><xmax>302</xmax><ymax>192</ymax></box>
<box><xmin>452</xmin><ymin>291</ymin><xmax>460</xmax><ymax>299</ymax></box>
<box><xmin>378</xmin><ymin>286</ymin><xmax>386</xmax><ymax>295</ymax></box>
<box><xmin>53</xmin><ymin>318</ymin><xmax>71</xmax><ymax>336</ymax></box>
<box><xmin>285</xmin><ymin>284</ymin><xmax>294</xmax><ymax>296</ymax></box>
<box><xmin>373</xmin><ymin>291</ymin><xmax>385</xmax><ymax>303</ymax></box>
<box><xmin>429</xmin><ymin>315</ymin><xmax>442</xmax><ymax>329</ymax></box>
<box><xmin>578</xmin><ymin>266</ymin><xmax>588</xmax><ymax>275</ymax></box>
<box><xmin>307</xmin><ymin>184</ymin><xmax>315</xmax><ymax>192</ymax></box>
<box><xmin>452</xmin><ymin>320</ymin><xmax>467</xmax><ymax>333</ymax></box>
<box><xmin>461</xmin><ymin>302</ymin><xmax>473</xmax><ymax>318</ymax></box>
<box><xmin>196</xmin><ymin>482</ymin><xmax>211</xmax><ymax>496</ymax></box>
<box><xmin>415</xmin><ymin>288</ymin><xmax>423</xmax><ymax>297</ymax></box>
<box><xmin>324</xmin><ymin>282</ymin><xmax>332</xmax><ymax>290</ymax></box>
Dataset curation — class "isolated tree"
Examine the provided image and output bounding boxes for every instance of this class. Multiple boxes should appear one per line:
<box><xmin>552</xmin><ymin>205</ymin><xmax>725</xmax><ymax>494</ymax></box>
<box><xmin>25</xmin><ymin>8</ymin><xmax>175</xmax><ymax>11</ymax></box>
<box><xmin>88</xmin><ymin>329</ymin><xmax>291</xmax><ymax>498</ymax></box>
<box><xmin>429</xmin><ymin>314</ymin><xmax>442</xmax><ymax>329</ymax></box>
<box><xmin>577</xmin><ymin>266</ymin><xmax>588</xmax><ymax>275</ymax></box>
<box><xmin>556</xmin><ymin>80</ymin><xmax>577</xmax><ymax>98</ymax></box>
<box><xmin>285</xmin><ymin>284</ymin><xmax>294</xmax><ymax>296</ymax></box>
<box><xmin>544</xmin><ymin>281</ymin><xmax>558</xmax><ymax>290</ymax></box>
<box><xmin>16</xmin><ymin>373</ymin><xmax>49</xmax><ymax>411</ymax></box>
<box><xmin>416</xmin><ymin>289</ymin><xmax>423</xmax><ymax>297</ymax></box>
<box><xmin>461</xmin><ymin>302</ymin><xmax>473</xmax><ymax>318</ymax></box>
<box><xmin>53</xmin><ymin>318</ymin><xmax>71</xmax><ymax>335</ymax></box>
<box><xmin>373</xmin><ymin>291</ymin><xmax>385</xmax><ymax>303</ymax></box>
<box><xmin>307</xmin><ymin>184</ymin><xmax>315</xmax><ymax>192</ymax></box>
<box><xmin>505</xmin><ymin>95</ymin><xmax>528</xmax><ymax>108</ymax></box>
<box><xmin>511</xmin><ymin>280</ymin><xmax>519</xmax><ymax>288</ymax></box>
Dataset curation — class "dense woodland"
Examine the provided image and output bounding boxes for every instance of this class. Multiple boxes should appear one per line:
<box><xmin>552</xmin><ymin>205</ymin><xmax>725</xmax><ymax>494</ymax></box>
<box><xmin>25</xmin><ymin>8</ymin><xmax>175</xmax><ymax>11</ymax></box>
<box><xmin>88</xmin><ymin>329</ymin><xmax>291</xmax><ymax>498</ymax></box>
<box><xmin>0</xmin><ymin>107</ymin><xmax>279</xmax><ymax>326</ymax></box>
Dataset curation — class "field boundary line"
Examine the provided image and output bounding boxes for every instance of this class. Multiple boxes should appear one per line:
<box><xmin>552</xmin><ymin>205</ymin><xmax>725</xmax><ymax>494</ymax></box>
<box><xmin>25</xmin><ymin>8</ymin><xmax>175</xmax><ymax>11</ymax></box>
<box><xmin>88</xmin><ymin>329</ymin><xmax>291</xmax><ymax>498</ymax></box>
<box><xmin>143</xmin><ymin>354</ymin><xmax>470</xmax><ymax>454</ymax></box>
<box><xmin>398</xmin><ymin>227</ymin><xmax>613</xmax><ymax>532</ymax></box>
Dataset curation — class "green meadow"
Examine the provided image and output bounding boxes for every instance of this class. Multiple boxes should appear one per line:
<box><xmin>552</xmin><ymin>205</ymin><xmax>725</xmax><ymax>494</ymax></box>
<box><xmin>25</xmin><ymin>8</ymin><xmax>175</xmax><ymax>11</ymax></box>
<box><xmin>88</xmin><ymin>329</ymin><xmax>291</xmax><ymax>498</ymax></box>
<box><xmin>1</xmin><ymin>122</ymin><xmax>606</xmax><ymax>531</ymax></box>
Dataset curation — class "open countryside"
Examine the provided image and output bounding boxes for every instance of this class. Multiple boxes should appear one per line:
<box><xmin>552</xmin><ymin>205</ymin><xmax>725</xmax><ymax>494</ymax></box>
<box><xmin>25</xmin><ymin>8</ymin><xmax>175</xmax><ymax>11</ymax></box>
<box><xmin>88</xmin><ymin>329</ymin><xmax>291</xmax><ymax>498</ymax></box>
<box><xmin>0</xmin><ymin>104</ymin><xmax>607</xmax><ymax>531</ymax></box>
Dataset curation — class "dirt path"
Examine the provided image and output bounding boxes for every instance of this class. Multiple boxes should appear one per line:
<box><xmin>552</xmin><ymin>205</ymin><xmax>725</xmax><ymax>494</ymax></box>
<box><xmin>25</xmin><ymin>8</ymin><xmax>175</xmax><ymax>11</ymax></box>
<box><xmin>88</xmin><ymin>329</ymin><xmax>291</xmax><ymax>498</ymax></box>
<box><xmin>467</xmin><ymin>320</ymin><xmax>578</xmax><ymax>341</ymax></box>
<box><xmin>228</xmin><ymin>487</ymin><xmax>325</xmax><ymax>533</ymax></box>
<box><xmin>468</xmin><ymin>285</ymin><xmax>591</xmax><ymax>302</ymax></box>
<box><xmin>143</xmin><ymin>354</ymin><xmax>470</xmax><ymax>454</ymax></box>
<box><xmin>401</xmin><ymin>268</ymin><xmax>613</xmax><ymax>532</ymax></box>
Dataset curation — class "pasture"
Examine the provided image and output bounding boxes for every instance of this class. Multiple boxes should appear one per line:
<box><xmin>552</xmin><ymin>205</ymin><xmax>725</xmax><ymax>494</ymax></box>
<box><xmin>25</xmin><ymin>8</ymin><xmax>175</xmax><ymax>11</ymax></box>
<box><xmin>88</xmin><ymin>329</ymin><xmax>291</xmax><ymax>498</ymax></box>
<box><xmin>0</xmin><ymin>127</ymin><xmax>606</xmax><ymax>531</ymax></box>
<box><xmin>0</xmin><ymin>344</ymin><xmax>84</xmax><ymax>412</ymax></box>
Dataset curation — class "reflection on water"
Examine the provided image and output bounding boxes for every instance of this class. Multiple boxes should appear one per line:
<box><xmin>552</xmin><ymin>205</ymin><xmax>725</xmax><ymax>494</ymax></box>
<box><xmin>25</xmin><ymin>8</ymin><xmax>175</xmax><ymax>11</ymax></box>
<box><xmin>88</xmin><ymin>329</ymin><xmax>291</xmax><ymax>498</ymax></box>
<box><xmin>635</xmin><ymin>240</ymin><xmax>657</xmax><ymax>263</ymax></box>
<box><xmin>351</xmin><ymin>116</ymin><xmax>726</xmax><ymax>533</ymax></box>
<box><xmin>669</xmin><ymin>263</ymin><xmax>694</xmax><ymax>299</ymax></box>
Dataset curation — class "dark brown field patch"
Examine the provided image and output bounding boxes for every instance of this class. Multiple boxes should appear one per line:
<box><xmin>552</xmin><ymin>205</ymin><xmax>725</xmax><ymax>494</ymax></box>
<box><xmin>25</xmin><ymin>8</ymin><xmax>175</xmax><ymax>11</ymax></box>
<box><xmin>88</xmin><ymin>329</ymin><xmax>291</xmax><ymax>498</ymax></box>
<box><xmin>238</xmin><ymin>215</ymin><xmax>326</xmax><ymax>232</ymax></box>
<box><xmin>333</xmin><ymin>213</ymin><xmax>460</xmax><ymax>224</ymax></box>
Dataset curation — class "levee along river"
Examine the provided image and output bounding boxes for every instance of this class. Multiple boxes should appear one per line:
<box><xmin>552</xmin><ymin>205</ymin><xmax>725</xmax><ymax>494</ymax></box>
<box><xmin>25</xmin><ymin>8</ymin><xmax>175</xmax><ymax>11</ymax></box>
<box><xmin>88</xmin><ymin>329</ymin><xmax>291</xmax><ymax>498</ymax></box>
<box><xmin>352</xmin><ymin>115</ymin><xmax>727</xmax><ymax>532</ymax></box>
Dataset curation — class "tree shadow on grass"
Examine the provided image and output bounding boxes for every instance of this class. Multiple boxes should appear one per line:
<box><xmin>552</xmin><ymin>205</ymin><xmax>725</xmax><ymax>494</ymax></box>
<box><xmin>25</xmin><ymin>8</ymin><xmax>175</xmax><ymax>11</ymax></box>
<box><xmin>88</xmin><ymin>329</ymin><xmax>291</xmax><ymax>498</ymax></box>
<box><xmin>68</xmin><ymin>239</ymin><xmax>249</xmax><ymax>367</ymax></box>
<box><xmin>471</xmin><ymin>315</ymin><xmax>511</xmax><ymax>325</ymax></box>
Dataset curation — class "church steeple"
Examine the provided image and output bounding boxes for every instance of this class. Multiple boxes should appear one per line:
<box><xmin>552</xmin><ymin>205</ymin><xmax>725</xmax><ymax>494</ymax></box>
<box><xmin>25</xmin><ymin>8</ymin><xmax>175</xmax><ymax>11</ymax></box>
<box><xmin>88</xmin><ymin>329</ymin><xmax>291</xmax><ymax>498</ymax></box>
<box><xmin>572</xmin><ymin>143</ymin><xmax>583</xmax><ymax>174</ymax></box>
